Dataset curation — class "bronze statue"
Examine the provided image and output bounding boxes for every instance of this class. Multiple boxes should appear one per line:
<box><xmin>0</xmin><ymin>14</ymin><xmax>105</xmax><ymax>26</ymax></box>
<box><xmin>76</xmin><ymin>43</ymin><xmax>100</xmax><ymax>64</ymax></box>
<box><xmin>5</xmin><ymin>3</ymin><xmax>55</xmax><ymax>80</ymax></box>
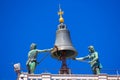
<box><xmin>73</xmin><ymin>45</ymin><xmax>102</xmax><ymax>74</ymax></box>
<box><xmin>26</xmin><ymin>43</ymin><xmax>52</xmax><ymax>74</ymax></box>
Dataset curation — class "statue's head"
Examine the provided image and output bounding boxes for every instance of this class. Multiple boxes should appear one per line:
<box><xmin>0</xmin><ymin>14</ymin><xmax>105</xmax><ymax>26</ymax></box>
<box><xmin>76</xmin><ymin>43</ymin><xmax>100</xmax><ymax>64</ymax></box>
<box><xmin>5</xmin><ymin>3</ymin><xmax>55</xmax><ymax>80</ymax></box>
<box><xmin>30</xmin><ymin>43</ymin><xmax>37</xmax><ymax>50</ymax></box>
<box><xmin>88</xmin><ymin>45</ymin><xmax>95</xmax><ymax>53</ymax></box>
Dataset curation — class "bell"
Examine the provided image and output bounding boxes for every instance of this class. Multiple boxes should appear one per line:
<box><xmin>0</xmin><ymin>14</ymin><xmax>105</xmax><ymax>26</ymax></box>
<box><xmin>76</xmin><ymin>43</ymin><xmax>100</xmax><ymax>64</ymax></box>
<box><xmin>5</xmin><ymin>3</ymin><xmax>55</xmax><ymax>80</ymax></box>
<box><xmin>51</xmin><ymin>23</ymin><xmax>77</xmax><ymax>59</ymax></box>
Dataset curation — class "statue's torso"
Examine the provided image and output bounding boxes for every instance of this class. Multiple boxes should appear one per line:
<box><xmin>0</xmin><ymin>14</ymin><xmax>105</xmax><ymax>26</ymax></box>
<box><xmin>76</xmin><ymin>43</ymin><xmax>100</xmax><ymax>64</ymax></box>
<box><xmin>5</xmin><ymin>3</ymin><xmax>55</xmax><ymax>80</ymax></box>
<box><xmin>28</xmin><ymin>49</ymin><xmax>38</xmax><ymax>61</ymax></box>
<box><xmin>89</xmin><ymin>52</ymin><xmax>97</xmax><ymax>60</ymax></box>
<box><xmin>89</xmin><ymin>52</ymin><xmax>99</xmax><ymax>67</ymax></box>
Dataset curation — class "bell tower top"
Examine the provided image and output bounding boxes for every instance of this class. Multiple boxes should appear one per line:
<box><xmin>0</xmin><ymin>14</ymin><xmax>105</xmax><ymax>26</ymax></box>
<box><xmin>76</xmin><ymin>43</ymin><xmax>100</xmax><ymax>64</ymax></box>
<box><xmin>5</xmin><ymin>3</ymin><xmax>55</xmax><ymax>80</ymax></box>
<box><xmin>58</xmin><ymin>4</ymin><xmax>64</xmax><ymax>23</ymax></box>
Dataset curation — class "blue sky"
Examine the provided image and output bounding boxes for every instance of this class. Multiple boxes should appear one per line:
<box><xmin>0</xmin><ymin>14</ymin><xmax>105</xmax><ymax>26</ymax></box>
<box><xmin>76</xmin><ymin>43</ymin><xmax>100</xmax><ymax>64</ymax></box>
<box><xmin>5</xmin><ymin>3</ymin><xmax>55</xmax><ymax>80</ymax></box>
<box><xmin>0</xmin><ymin>0</ymin><xmax>120</xmax><ymax>80</ymax></box>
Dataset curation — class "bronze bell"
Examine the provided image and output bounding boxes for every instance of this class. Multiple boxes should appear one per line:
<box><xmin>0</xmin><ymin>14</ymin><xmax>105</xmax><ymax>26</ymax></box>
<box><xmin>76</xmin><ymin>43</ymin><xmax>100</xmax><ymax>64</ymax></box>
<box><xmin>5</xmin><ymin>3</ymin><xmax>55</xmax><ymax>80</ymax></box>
<box><xmin>51</xmin><ymin>23</ymin><xmax>77</xmax><ymax>59</ymax></box>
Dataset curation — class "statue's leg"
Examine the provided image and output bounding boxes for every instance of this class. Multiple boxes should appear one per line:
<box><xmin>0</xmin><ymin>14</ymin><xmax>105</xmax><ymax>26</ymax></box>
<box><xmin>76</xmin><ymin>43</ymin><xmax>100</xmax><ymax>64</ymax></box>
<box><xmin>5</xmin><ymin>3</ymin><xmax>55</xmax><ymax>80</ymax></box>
<box><xmin>27</xmin><ymin>65</ymin><xmax>30</xmax><ymax>74</ymax></box>
<box><xmin>95</xmin><ymin>68</ymin><xmax>100</xmax><ymax>74</ymax></box>
<box><xmin>26</xmin><ymin>60</ymin><xmax>31</xmax><ymax>74</ymax></box>
<box><xmin>93</xmin><ymin>67</ymin><xmax>100</xmax><ymax>75</ymax></box>
<box><xmin>29</xmin><ymin>62</ymin><xmax>36</xmax><ymax>74</ymax></box>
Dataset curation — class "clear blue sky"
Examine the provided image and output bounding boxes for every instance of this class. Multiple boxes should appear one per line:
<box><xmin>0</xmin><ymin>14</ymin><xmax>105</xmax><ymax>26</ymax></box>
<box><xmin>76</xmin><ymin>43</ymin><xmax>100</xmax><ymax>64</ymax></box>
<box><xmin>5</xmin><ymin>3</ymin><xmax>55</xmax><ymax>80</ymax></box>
<box><xmin>0</xmin><ymin>0</ymin><xmax>120</xmax><ymax>80</ymax></box>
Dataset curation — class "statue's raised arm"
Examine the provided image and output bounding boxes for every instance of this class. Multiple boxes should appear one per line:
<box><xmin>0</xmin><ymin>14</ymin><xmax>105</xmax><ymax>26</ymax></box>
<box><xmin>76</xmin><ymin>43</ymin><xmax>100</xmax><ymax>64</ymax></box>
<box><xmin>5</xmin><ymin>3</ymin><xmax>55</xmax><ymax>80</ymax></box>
<box><xmin>37</xmin><ymin>48</ymin><xmax>53</xmax><ymax>53</ymax></box>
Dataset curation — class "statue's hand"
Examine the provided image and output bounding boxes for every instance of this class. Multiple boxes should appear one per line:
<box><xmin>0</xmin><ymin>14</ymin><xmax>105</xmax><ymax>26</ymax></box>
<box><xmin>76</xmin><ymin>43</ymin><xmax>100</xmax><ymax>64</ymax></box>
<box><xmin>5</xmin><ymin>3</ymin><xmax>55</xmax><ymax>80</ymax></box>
<box><xmin>54</xmin><ymin>45</ymin><xmax>58</xmax><ymax>51</ymax></box>
<box><xmin>51</xmin><ymin>45</ymin><xmax>58</xmax><ymax>53</ymax></box>
<box><xmin>49</xmin><ymin>48</ymin><xmax>53</xmax><ymax>51</ymax></box>
<box><xmin>72</xmin><ymin>57</ymin><xmax>76</xmax><ymax>60</ymax></box>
